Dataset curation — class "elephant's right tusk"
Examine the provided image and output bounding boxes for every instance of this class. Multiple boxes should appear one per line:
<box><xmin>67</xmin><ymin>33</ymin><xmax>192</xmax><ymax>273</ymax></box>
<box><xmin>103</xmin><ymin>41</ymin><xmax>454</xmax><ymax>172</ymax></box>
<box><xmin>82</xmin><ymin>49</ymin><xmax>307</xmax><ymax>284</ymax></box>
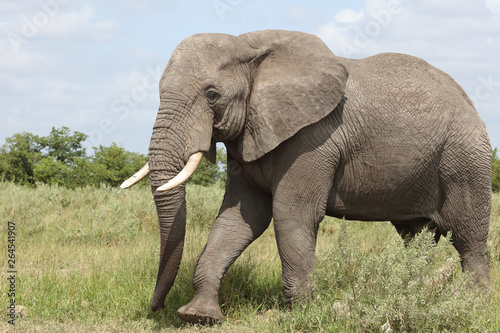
<box><xmin>120</xmin><ymin>163</ymin><xmax>150</xmax><ymax>189</ymax></box>
<box><xmin>156</xmin><ymin>152</ymin><xmax>203</xmax><ymax>192</ymax></box>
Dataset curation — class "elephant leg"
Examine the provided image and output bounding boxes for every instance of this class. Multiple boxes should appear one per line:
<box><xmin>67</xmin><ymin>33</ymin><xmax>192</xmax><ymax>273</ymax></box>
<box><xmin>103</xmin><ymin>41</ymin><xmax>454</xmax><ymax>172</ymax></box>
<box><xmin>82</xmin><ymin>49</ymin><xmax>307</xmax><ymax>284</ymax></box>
<box><xmin>273</xmin><ymin>207</ymin><xmax>321</xmax><ymax>302</ymax></box>
<box><xmin>437</xmin><ymin>213</ymin><xmax>490</xmax><ymax>289</ymax></box>
<box><xmin>177</xmin><ymin>173</ymin><xmax>272</xmax><ymax>324</ymax></box>
<box><xmin>436</xmin><ymin>146</ymin><xmax>491</xmax><ymax>289</ymax></box>
<box><xmin>271</xmin><ymin>155</ymin><xmax>335</xmax><ymax>302</ymax></box>
<box><xmin>436</xmin><ymin>195</ymin><xmax>490</xmax><ymax>289</ymax></box>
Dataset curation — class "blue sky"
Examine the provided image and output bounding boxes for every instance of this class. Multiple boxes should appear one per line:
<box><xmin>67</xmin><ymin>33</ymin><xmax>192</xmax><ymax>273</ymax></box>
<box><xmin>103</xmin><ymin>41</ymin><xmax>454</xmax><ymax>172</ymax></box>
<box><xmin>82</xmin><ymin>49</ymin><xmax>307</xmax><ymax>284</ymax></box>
<box><xmin>1</xmin><ymin>0</ymin><xmax>499</xmax><ymax>154</ymax></box>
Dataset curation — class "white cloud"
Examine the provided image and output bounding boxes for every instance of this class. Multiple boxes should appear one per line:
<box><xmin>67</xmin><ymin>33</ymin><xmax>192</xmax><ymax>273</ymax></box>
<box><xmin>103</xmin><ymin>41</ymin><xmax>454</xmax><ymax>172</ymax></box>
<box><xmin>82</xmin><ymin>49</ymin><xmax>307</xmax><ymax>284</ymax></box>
<box><xmin>316</xmin><ymin>0</ymin><xmax>500</xmax><ymax>73</ymax></box>
<box><xmin>0</xmin><ymin>47</ymin><xmax>49</xmax><ymax>73</ymax></box>
<box><xmin>317</xmin><ymin>0</ymin><xmax>500</xmax><ymax>59</ymax></box>
<box><xmin>284</xmin><ymin>4</ymin><xmax>311</xmax><ymax>23</ymax></box>
<box><xmin>335</xmin><ymin>8</ymin><xmax>364</xmax><ymax>23</ymax></box>
<box><xmin>100</xmin><ymin>0</ymin><xmax>180</xmax><ymax>14</ymax></box>
<box><xmin>0</xmin><ymin>1</ymin><xmax>39</xmax><ymax>13</ymax></box>
<box><xmin>409</xmin><ymin>0</ymin><xmax>490</xmax><ymax>16</ymax></box>
<box><xmin>486</xmin><ymin>0</ymin><xmax>500</xmax><ymax>12</ymax></box>
<box><xmin>39</xmin><ymin>3</ymin><xmax>118</xmax><ymax>40</ymax></box>
<box><xmin>2</xmin><ymin>2</ymin><xmax>118</xmax><ymax>45</ymax></box>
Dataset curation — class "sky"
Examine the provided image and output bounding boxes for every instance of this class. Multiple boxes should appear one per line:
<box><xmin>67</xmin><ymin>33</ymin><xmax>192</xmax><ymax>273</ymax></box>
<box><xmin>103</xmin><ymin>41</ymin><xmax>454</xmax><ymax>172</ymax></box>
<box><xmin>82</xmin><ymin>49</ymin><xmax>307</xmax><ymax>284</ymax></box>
<box><xmin>0</xmin><ymin>0</ymin><xmax>499</xmax><ymax>155</ymax></box>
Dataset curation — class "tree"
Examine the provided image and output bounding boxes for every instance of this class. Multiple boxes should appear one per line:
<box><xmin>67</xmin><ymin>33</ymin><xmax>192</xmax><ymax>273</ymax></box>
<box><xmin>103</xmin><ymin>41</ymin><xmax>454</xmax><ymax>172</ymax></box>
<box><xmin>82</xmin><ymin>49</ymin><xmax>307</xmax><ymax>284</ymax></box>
<box><xmin>34</xmin><ymin>156</ymin><xmax>92</xmax><ymax>189</ymax></box>
<box><xmin>0</xmin><ymin>128</ymin><xmax>146</xmax><ymax>188</ymax></box>
<box><xmin>493</xmin><ymin>148</ymin><xmax>500</xmax><ymax>192</ymax></box>
<box><xmin>31</xmin><ymin>127</ymin><xmax>90</xmax><ymax>188</ymax></box>
<box><xmin>45</xmin><ymin>126</ymin><xmax>88</xmax><ymax>163</ymax></box>
<box><xmin>92</xmin><ymin>143</ymin><xmax>148</xmax><ymax>187</ymax></box>
<box><xmin>0</xmin><ymin>132</ymin><xmax>45</xmax><ymax>185</ymax></box>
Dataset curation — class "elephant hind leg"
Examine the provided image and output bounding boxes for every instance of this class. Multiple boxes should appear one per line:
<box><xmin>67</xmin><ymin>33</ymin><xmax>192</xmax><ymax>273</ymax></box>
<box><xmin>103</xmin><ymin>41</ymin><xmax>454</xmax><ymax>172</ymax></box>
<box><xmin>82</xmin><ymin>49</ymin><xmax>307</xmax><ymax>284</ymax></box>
<box><xmin>456</xmin><ymin>240</ymin><xmax>490</xmax><ymax>289</ymax></box>
<box><xmin>436</xmin><ymin>209</ymin><xmax>490</xmax><ymax>289</ymax></box>
<box><xmin>434</xmin><ymin>184</ymin><xmax>491</xmax><ymax>289</ymax></box>
<box><xmin>436</xmin><ymin>132</ymin><xmax>491</xmax><ymax>289</ymax></box>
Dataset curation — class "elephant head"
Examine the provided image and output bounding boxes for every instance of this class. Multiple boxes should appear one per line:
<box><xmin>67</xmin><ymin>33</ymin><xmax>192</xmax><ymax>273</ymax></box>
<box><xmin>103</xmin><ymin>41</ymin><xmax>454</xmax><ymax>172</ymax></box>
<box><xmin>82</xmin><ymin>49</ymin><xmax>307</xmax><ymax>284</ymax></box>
<box><xmin>121</xmin><ymin>30</ymin><xmax>348</xmax><ymax>311</ymax></box>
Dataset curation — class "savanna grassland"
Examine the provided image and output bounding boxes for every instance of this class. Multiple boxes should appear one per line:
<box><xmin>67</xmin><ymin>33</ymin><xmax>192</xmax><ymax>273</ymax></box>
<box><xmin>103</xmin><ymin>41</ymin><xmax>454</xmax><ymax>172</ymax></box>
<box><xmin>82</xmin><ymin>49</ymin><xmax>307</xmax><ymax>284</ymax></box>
<box><xmin>1</xmin><ymin>182</ymin><xmax>500</xmax><ymax>332</ymax></box>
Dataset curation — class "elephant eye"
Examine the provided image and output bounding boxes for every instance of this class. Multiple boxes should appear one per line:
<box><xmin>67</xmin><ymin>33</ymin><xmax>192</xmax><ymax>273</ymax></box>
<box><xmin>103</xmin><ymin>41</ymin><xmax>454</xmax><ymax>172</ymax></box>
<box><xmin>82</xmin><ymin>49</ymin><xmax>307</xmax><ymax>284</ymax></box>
<box><xmin>206</xmin><ymin>90</ymin><xmax>221</xmax><ymax>104</ymax></box>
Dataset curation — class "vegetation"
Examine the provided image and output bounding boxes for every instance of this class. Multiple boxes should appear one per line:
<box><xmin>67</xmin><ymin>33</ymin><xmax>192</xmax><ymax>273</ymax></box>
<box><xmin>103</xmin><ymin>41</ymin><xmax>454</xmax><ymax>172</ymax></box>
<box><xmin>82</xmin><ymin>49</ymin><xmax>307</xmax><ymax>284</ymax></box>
<box><xmin>1</xmin><ymin>182</ymin><xmax>499</xmax><ymax>332</ymax></box>
<box><xmin>493</xmin><ymin>148</ymin><xmax>500</xmax><ymax>192</ymax></box>
<box><xmin>0</xmin><ymin>128</ymin><xmax>225</xmax><ymax>189</ymax></box>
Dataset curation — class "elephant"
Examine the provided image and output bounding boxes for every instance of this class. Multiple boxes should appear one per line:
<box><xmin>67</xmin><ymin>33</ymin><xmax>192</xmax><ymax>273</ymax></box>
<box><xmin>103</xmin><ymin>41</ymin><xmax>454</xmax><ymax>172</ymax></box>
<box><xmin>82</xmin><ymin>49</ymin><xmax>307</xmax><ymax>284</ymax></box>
<box><xmin>121</xmin><ymin>30</ymin><xmax>491</xmax><ymax>324</ymax></box>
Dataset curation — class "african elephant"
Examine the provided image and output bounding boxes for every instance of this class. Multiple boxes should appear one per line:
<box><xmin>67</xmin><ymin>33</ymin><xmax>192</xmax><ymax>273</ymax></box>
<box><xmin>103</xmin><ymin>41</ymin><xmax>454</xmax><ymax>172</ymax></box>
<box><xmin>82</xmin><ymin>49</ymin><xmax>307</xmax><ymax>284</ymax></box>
<box><xmin>121</xmin><ymin>30</ymin><xmax>491</xmax><ymax>324</ymax></box>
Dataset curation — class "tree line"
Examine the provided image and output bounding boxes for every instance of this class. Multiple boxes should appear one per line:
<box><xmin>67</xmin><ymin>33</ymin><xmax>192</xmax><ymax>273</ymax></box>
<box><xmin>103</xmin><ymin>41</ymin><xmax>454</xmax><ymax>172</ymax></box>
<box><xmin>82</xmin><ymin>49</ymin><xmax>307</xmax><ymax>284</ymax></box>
<box><xmin>0</xmin><ymin>127</ymin><xmax>226</xmax><ymax>189</ymax></box>
<box><xmin>1</xmin><ymin>126</ymin><xmax>499</xmax><ymax>191</ymax></box>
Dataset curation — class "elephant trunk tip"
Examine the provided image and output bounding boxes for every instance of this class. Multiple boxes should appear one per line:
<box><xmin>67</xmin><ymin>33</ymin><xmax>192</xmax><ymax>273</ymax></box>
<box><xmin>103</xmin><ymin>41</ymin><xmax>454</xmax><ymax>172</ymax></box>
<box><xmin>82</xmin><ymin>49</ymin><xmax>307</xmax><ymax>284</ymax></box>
<box><xmin>151</xmin><ymin>301</ymin><xmax>166</xmax><ymax>312</ymax></box>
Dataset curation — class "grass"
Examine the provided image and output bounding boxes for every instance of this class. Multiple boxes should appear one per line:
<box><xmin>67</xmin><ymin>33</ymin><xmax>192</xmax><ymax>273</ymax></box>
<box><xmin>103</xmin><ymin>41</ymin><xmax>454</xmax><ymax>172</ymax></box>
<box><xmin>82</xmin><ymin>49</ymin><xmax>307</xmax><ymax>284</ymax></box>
<box><xmin>1</xmin><ymin>181</ymin><xmax>499</xmax><ymax>332</ymax></box>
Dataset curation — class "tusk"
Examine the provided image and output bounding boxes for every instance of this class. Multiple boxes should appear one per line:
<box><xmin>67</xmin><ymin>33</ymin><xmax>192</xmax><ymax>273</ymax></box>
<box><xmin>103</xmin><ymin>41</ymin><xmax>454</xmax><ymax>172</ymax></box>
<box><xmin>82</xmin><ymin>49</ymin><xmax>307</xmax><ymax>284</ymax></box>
<box><xmin>120</xmin><ymin>163</ymin><xmax>150</xmax><ymax>189</ymax></box>
<box><xmin>156</xmin><ymin>152</ymin><xmax>203</xmax><ymax>192</ymax></box>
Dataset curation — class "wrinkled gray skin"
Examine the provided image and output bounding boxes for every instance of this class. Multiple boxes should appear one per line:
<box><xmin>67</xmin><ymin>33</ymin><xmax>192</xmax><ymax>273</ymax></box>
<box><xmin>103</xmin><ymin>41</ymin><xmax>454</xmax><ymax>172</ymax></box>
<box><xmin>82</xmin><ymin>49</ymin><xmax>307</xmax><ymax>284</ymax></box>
<box><xmin>146</xmin><ymin>30</ymin><xmax>491</xmax><ymax>324</ymax></box>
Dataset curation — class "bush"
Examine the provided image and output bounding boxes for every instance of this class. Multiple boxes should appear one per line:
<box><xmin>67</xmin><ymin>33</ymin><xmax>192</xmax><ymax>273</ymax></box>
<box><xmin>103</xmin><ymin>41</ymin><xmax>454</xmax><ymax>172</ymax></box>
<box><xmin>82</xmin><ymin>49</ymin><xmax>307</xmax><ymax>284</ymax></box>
<box><xmin>0</xmin><ymin>131</ymin><xmax>45</xmax><ymax>185</ymax></box>
<box><xmin>493</xmin><ymin>148</ymin><xmax>500</xmax><ymax>192</ymax></box>
<box><xmin>92</xmin><ymin>143</ymin><xmax>148</xmax><ymax>187</ymax></box>
<box><xmin>276</xmin><ymin>222</ymin><xmax>491</xmax><ymax>332</ymax></box>
<box><xmin>34</xmin><ymin>157</ymin><xmax>75</xmax><ymax>186</ymax></box>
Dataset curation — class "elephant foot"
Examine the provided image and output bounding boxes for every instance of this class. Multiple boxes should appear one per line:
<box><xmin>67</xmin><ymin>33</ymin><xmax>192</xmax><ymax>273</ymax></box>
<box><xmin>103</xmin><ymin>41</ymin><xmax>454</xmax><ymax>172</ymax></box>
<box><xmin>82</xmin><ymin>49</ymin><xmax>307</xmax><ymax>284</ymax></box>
<box><xmin>177</xmin><ymin>294</ymin><xmax>224</xmax><ymax>325</ymax></box>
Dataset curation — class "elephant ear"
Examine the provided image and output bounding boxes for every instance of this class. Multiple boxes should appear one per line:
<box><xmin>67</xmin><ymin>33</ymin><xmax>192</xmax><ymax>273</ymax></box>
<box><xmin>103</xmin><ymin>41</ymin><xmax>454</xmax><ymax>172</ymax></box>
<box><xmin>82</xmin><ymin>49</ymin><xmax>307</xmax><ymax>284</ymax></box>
<box><xmin>238</xmin><ymin>30</ymin><xmax>348</xmax><ymax>162</ymax></box>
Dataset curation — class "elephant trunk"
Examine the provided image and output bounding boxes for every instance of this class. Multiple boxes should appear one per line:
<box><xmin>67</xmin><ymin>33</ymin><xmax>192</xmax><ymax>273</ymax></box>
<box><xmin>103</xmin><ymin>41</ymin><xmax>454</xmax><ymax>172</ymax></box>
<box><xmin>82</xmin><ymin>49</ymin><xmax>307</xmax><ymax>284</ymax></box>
<box><xmin>149</xmin><ymin>153</ymin><xmax>203</xmax><ymax>311</ymax></box>
<box><xmin>145</xmin><ymin>86</ymin><xmax>213</xmax><ymax>311</ymax></box>
<box><xmin>150</xmin><ymin>184</ymin><xmax>186</xmax><ymax>311</ymax></box>
<box><xmin>147</xmin><ymin>97</ymin><xmax>211</xmax><ymax>311</ymax></box>
<box><xmin>149</xmin><ymin>143</ymin><xmax>188</xmax><ymax>311</ymax></box>
<box><xmin>121</xmin><ymin>151</ymin><xmax>201</xmax><ymax>310</ymax></box>
<box><xmin>148</xmin><ymin>101</ymin><xmax>190</xmax><ymax>312</ymax></box>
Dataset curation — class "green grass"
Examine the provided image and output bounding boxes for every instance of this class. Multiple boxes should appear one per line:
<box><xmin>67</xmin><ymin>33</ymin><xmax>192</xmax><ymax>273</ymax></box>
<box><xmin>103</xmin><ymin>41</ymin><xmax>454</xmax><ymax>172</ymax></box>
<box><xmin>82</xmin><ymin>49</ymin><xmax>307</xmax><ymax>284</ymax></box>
<box><xmin>1</xmin><ymin>182</ymin><xmax>499</xmax><ymax>332</ymax></box>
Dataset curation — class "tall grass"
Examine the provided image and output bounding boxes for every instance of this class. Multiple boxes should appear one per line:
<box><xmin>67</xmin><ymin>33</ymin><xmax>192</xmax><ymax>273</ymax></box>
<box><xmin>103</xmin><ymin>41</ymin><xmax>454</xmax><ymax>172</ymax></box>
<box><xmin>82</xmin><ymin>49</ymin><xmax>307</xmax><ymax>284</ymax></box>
<box><xmin>1</xmin><ymin>182</ymin><xmax>499</xmax><ymax>332</ymax></box>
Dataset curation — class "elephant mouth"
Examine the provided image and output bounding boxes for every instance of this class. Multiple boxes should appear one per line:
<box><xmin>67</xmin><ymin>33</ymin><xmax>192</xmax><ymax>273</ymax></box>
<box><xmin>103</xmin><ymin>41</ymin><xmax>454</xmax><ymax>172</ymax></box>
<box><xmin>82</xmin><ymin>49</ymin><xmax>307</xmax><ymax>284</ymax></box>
<box><xmin>120</xmin><ymin>152</ymin><xmax>203</xmax><ymax>191</ymax></box>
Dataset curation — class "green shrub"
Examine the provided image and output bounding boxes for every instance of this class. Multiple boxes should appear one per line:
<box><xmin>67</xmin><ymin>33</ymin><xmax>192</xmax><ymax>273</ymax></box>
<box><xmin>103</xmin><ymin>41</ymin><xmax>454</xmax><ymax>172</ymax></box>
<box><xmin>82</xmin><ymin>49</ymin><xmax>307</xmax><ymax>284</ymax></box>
<box><xmin>493</xmin><ymin>148</ymin><xmax>500</xmax><ymax>192</ymax></box>
<box><xmin>275</xmin><ymin>222</ymin><xmax>491</xmax><ymax>332</ymax></box>
<box><xmin>92</xmin><ymin>143</ymin><xmax>148</xmax><ymax>187</ymax></box>
<box><xmin>0</xmin><ymin>131</ymin><xmax>44</xmax><ymax>185</ymax></box>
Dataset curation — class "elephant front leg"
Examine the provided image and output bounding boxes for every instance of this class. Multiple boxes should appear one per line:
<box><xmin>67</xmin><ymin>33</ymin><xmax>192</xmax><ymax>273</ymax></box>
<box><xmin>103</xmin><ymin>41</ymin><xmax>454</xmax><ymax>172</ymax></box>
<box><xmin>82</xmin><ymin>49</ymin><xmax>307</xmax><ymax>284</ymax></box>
<box><xmin>273</xmin><ymin>204</ymin><xmax>322</xmax><ymax>302</ymax></box>
<box><xmin>177</xmin><ymin>180</ymin><xmax>272</xmax><ymax>324</ymax></box>
<box><xmin>271</xmin><ymin>154</ymin><xmax>335</xmax><ymax>303</ymax></box>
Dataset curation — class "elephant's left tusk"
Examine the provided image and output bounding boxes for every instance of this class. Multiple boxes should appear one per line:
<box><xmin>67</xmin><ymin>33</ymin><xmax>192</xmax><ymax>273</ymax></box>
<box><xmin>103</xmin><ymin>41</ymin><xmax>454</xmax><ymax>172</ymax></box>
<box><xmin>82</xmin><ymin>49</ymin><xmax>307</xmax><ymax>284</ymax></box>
<box><xmin>120</xmin><ymin>163</ymin><xmax>150</xmax><ymax>189</ymax></box>
<box><xmin>156</xmin><ymin>152</ymin><xmax>203</xmax><ymax>192</ymax></box>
